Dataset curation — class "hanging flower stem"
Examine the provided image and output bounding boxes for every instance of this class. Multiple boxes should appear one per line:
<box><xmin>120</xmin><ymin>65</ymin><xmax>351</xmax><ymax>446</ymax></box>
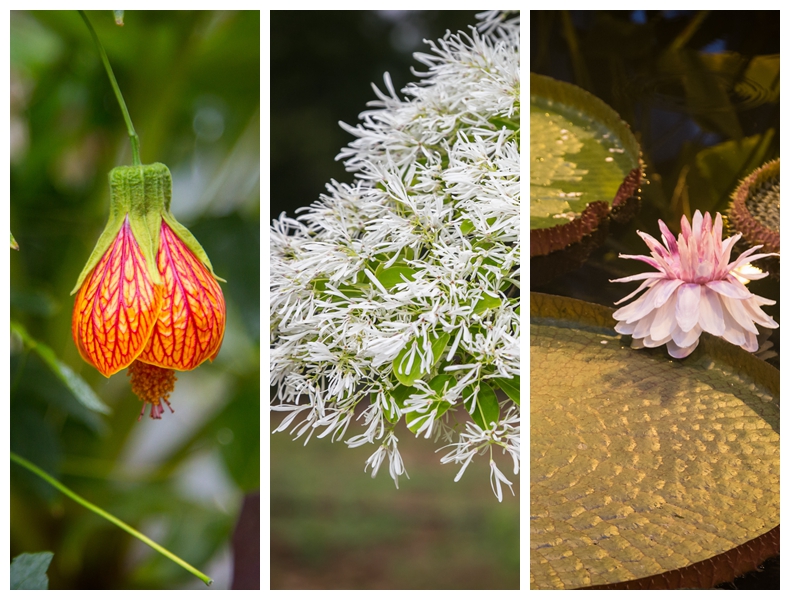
<box><xmin>10</xmin><ymin>452</ymin><xmax>213</xmax><ymax>586</ymax></box>
<box><xmin>78</xmin><ymin>10</ymin><xmax>141</xmax><ymax>166</ymax></box>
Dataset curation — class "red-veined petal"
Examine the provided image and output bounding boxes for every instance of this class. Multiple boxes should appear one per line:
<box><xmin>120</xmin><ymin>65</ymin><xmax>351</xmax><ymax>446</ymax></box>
<box><xmin>138</xmin><ymin>222</ymin><xmax>226</xmax><ymax>370</ymax></box>
<box><xmin>72</xmin><ymin>216</ymin><xmax>164</xmax><ymax>376</ymax></box>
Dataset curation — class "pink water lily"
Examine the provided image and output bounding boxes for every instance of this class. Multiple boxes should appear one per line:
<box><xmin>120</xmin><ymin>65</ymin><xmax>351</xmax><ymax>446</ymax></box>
<box><xmin>612</xmin><ymin>210</ymin><xmax>778</xmax><ymax>359</ymax></box>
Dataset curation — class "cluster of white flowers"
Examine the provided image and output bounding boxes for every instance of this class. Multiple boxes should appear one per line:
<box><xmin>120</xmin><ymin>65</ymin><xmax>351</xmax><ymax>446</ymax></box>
<box><xmin>271</xmin><ymin>11</ymin><xmax>520</xmax><ymax>501</ymax></box>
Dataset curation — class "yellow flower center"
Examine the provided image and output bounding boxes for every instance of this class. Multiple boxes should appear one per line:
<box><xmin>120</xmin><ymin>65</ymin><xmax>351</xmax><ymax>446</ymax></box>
<box><xmin>128</xmin><ymin>360</ymin><xmax>177</xmax><ymax>420</ymax></box>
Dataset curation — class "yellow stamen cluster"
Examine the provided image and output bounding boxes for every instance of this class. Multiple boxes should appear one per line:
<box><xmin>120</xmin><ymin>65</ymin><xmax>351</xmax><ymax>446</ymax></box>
<box><xmin>128</xmin><ymin>360</ymin><xmax>177</xmax><ymax>420</ymax></box>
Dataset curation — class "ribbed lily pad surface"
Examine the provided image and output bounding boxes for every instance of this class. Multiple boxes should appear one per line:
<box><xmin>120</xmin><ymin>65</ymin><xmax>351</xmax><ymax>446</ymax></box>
<box><xmin>530</xmin><ymin>293</ymin><xmax>779</xmax><ymax>590</ymax></box>
<box><xmin>530</xmin><ymin>75</ymin><xmax>639</xmax><ymax>231</ymax></box>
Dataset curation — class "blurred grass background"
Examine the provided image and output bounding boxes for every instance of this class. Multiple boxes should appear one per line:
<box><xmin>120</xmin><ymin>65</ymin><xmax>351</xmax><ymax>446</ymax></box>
<box><xmin>269</xmin><ymin>11</ymin><xmax>519</xmax><ymax>590</ymax></box>
<box><xmin>271</xmin><ymin>414</ymin><xmax>520</xmax><ymax>590</ymax></box>
<box><xmin>10</xmin><ymin>10</ymin><xmax>259</xmax><ymax>589</ymax></box>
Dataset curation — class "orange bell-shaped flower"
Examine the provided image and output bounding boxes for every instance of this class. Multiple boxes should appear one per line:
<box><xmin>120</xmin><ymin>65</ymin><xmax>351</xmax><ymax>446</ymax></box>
<box><xmin>72</xmin><ymin>163</ymin><xmax>226</xmax><ymax>419</ymax></box>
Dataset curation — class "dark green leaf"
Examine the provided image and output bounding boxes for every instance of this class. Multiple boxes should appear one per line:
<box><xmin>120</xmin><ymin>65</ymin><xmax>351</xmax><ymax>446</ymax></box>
<box><xmin>492</xmin><ymin>375</ymin><xmax>520</xmax><ymax>406</ymax></box>
<box><xmin>392</xmin><ymin>332</ymin><xmax>450</xmax><ymax>386</ymax></box>
<box><xmin>11</xmin><ymin>551</ymin><xmax>53</xmax><ymax>590</ymax></box>
<box><xmin>464</xmin><ymin>382</ymin><xmax>500</xmax><ymax>430</ymax></box>
<box><xmin>10</xmin><ymin>321</ymin><xmax>111</xmax><ymax>415</ymax></box>
<box><xmin>404</xmin><ymin>375</ymin><xmax>454</xmax><ymax>434</ymax></box>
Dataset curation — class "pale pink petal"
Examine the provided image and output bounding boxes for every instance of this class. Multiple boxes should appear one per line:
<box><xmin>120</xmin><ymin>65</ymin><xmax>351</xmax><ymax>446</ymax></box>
<box><xmin>720</xmin><ymin>309</ymin><xmax>746</xmax><ymax>347</ymax></box>
<box><xmin>637</xmin><ymin>230</ymin><xmax>670</xmax><ymax>259</ymax></box>
<box><xmin>672</xmin><ymin>323</ymin><xmax>702</xmax><ymax>348</ymax></box>
<box><xmin>632</xmin><ymin>309</ymin><xmax>656</xmax><ymax>339</ymax></box>
<box><xmin>619</xmin><ymin>253</ymin><xmax>663</xmax><ymax>271</ymax></box>
<box><xmin>691</xmin><ymin>210</ymin><xmax>704</xmax><ymax>239</ymax></box>
<box><xmin>705</xmin><ymin>279</ymin><xmax>752</xmax><ymax>299</ymax></box>
<box><xmin>698</xmin><ymin>286</ymin><xmax>725</xmax><ymax>336</ymax></box>
<box><xmin>732</xmin><ymin>269</ymin><xmax>769</xmax><ymax>281</ymax></box>
<box><xmin>642</xmin><ymin>332</ymin><xmax>672</xmax><ymax>348</ymax></box>
<box><xmin>614</xmin><ymin>320</ymin><xmax>637</xmax><ymax>335</ymax></box>
<box><xmin>675</xmin><ymin>283</ymin><xmax>700</xmax><ymax>332</ymax></box>
<box><xmin>742</xmin><ymin>298</ymin><xmax>779</xmax><ymax>329</ymax></box>
<box><xmin>613</xmin><ymin>278</ymin><xmax>657</xmax><ymax>306</ymax></box>
<box><xmin>667</xmin><ymin>338</ymin><xmax>698</xmax><ymax>359</ymax></box>
<box><xmin>720</xmin><ymin>296</ymin><xmax>759</xmax><ymax>334</ymax></box>
<box><xmin>610</xmin><ymin>272</ymin><xmax>664</xmax><ymax>284</ymax></box>
<box><xmin>713</xmin><ymin>213</ymin><xmax>723</xmax><ymax>251</ymax></box>
<box><xmin>717</xmin><ymin>234</ymin><xmax>742</xmax><ymax>271</ymax></box>
<box><xmin>653</xmin><ymin>278</ymin><xmax>684</xmax><ymax>308</ymax></box>
<box><xmin>740</xmin><ymin>331</ymin><xmax>759</xmax><ymax>353</ymax></box>
<box><xmin>614</xmin><ymin>283</ymin><xmax>667</xmax><ymax>323</ymax></box>
<box><xmin>650</xmin><ymin>293</ymin><xmax>677</xmax><ymax>341</ymax></box>
<box><xmin>658</xmin><ymin>220</ymin><xmax>678</xmax><ymax>255</ymax></box>
<box><xmin>680</xmin><ymin>214</ymin><xmax>692</xmax><ymax>240</ymax></box>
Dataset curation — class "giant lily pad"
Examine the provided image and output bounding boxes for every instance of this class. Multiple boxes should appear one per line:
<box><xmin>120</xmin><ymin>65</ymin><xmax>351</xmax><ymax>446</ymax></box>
<box><xmin>530</xmin><ymin>293</ymin><xmax>779</xmax><ymax>590</ymax></box>
<box><xmin>531</xmin><ymin>74</ymin><xmax>642</xmax><ymax>284</ymax></box>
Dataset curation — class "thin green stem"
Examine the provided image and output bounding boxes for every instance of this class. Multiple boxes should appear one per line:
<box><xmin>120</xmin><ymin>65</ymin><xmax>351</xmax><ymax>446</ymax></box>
<box><xmin>10</xmin><ymin>452</ymin><xmax>212</xmax><ymax>586</ymax></box>
<box><xmin>78</xmin><ymin>10</ymin><xmax>141</xmax><ymax>166</ymax></box>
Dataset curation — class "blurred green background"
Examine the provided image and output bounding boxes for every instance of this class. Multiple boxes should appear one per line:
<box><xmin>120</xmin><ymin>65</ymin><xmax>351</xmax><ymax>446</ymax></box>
<box><xmin>10</xmin><ymin>10</ymin><xmax>260</xmax><ymax>589</ymax></box>
<box><xmin>270</xmin><ymin>11</ymin><xmax>519</xmax><ymax>590</ymax></box>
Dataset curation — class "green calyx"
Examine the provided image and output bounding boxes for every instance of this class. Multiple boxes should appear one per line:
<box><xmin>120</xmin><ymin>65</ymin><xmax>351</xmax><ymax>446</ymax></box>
<box><xmin>71</xmin><ymin>163</ymin><xmax>223</xmax><ymax>295</ymax></box>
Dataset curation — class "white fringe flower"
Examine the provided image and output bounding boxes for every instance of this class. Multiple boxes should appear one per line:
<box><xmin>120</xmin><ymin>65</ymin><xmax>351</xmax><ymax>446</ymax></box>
<box><xmin>271</xmin><ymin>11</ymin><xmax>520</xmax><ymax>500</ymax></box>
<box><xmin>612</xmin><ymin>210</ymin><xmax>778</xmax><ymax>358</ymax></box>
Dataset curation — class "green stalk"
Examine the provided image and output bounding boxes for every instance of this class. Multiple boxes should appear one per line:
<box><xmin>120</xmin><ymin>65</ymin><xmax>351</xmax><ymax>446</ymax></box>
<box><xmin>10</xmin><ymin>452</ymin><xmax>213</xmax><ymax>586</ymax></box>
<box><xmin>78</xmin><ymin>10</ymin><xmax>141</xmax><ymax>166</ymax></box>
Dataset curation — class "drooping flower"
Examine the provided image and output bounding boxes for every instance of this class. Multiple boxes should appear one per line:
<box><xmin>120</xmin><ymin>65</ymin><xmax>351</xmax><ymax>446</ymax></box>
<box><xmin>612</xmin><ymin>210</ymin><xmax>778</xmax><ymax>359</ymax></box>
<box><xmin>72</xmin><ymin>163</ymin><xmax>226</xmax><ymax>418</ymax></box>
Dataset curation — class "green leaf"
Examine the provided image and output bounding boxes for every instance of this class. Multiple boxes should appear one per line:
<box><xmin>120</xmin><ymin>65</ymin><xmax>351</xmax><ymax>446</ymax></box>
<box><xmin>11</xmin><ymin>551</ymin><xmax>53</xmax><ymax>590</ymax></box>
<box><xmin>10</xmin><ymin>321</ymin><xmax>111</xmax><ymax>415</ymax></box>
<box><xmin>404</xmin><ymin>374</ymin><xmax>454</xmax><ymax>434</ymax></box>
<box><xmin>11</xmin><ymin>231</ymin><xmax>19</xmax><ymax>250</ymax></box>
<box><xmin>374</xmin><ymin>262</ymin><xmax>417</xmax><ymax>289</ymax></box>
<box><xmin>492</xmin><ymin>375</ymin><xmax>520</xmax><ymax>406</ymax></box>
<box><xmin>687</xmin><ymin>129</ymin><xmax>776</xmax><ymax>214</ymax></box>
<box><xmin>464</xmin><ymin>382</ymin><xmax>500</xmax><ymax>430</ymax></box>
<box><xmin>473</xmin><ymin>293</ymin><xmax>502</xmax><ymax>315</ymax></box>
<box><xmin>459</xmin><ymin>219</ymin><xmax>475</xmax><ymax>235</ymax></box>
<box><xmin>378</xmin><ymin>384</ymin><xmax>413</xmax><ymax>423</ymax></box>
<box><xmin>392</xmin><ymin>332</ymin><xmax>451</xmax><ymax>386</ymax></box>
